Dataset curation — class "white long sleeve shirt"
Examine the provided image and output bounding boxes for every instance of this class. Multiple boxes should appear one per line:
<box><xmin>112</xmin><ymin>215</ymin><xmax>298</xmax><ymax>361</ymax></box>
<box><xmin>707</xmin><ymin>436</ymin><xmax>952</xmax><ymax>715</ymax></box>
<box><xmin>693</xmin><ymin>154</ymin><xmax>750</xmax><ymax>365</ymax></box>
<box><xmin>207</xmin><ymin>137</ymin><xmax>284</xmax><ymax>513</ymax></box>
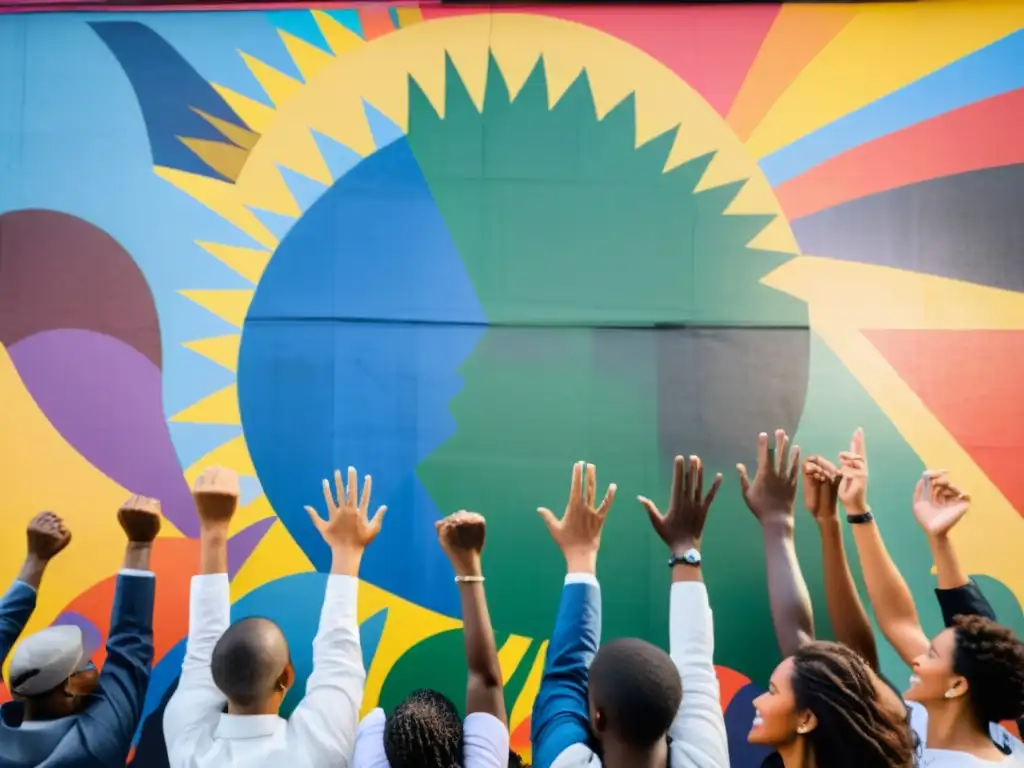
<box><xmin>551</xmin><ymin>577</ymin><xmax>730</xmax><ymax>768</ymax></box>
<box><xmin>163</xmin><ymin>573</ymin><xmax>365</xmax><ymax>768</ymax></box>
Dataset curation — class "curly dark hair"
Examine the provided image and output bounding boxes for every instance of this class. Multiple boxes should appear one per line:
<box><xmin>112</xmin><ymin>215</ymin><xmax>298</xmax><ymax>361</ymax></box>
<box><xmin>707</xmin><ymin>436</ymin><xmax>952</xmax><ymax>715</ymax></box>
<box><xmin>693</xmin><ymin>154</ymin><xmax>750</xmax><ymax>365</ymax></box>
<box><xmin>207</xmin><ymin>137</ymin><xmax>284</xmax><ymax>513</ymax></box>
<box><xmin>952</xmin><ymin>614</ymin><xmax>1024</xmax><ymax>728</ymax></box>
<box><xmin>384</xmin><ymin>689</ymin><xmax>463</xmax><ymax>768</ymax></box>
<box><xmin>762</xmin><ymin>641</ymin><xmax>916</xmax><ymax>768</ymax></box>
<box><xmin>507</xmin><ymin>750</ymin><xmax>529</xmax><ymax>768</ymax></box>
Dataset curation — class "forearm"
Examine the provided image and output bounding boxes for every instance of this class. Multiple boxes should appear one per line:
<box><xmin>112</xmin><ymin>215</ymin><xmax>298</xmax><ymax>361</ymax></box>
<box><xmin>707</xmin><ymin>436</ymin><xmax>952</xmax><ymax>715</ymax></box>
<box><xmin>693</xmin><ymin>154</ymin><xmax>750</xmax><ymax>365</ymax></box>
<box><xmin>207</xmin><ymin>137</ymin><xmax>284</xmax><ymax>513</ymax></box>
<box><xmin>928</xmin><ymin>534</ymin><xmax>968</xmax><ymax>590</ymax></box>
<box><xmin>817</xmin><ymin>518</ymin><xmax>879</xmax><ymax>669</ymax></box>
<box><xmin>199</xmin><ymin>526</ymin><xmax>228</xmax><ymax>575</ymax></box>
<box><xmin>16</xmin><ymin>555</ymin><xmax>48</xmax><ymax>591</ymax></box>
<box><xmin>122</xmin><ymin>542</ymin><xmax>153</xmax><ymax>571</ymax></box>
<box><xmin>850</xmin><ymin>521</ymin><xmax>927</xmax><ymax>661</ymax></box>
<box><xmin>762</xmin><ymin>521</ymin><xmax>814</xmax><ymax>657</ymax></box>
<box><xmin>459</xmin><ymin>581</ymin><xmax>506</xmax><ymax>722</ymax></box>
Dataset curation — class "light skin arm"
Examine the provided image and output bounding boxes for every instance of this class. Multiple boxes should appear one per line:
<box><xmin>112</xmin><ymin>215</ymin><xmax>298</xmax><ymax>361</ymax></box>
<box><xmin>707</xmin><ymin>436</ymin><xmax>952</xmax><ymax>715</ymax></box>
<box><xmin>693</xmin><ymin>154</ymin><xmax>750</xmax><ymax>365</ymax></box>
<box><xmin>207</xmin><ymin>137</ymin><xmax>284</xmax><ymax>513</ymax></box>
<box><xmin>840</xmin><ymin>430</ymin><xmax>928</xmax><ymax>665</ymax></box>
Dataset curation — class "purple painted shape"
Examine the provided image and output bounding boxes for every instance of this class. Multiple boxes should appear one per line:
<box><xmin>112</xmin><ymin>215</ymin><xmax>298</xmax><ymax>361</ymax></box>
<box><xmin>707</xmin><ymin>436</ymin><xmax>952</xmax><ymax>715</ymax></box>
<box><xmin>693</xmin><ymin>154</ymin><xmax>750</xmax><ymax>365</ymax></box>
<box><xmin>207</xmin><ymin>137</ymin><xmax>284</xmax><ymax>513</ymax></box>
<box><xmin>227</xmin><ymin>516</ymin><xmax>276</xmax><ymax>578</ymax></box>
<box><xmin>53</xmin><ymin>611</ymin><xmax>103</xmax><ymax>660</ymax></box>
<box><xmin>8</xmin><ymin>329</ymin><xmax>198</xmax><ymax>537</ymax></box>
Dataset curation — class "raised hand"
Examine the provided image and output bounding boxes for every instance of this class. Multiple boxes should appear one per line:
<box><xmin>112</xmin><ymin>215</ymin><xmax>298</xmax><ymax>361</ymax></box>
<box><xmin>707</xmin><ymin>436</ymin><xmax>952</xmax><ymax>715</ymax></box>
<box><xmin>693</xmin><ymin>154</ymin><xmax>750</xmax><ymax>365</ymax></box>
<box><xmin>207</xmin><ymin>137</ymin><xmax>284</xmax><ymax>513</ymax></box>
<box><xmin>538</xmin><ymin>461</ymin><xmax>617</xmax><ymax>573</ymax></box>
<box><xmin>26</xmin><ymin>512</ymin><xmax>72</xmax><ymax>561</ymax></box>
<box><xmin>913</xmin><ymin>471</ymin><xmax>970</xmax><ymax>538</ymax></box>
<box><xmin>305</xmin><ymin>466</ymin><xmax>386</xmax><ymax>552</ymax></box>
<box><xmin>118</xmin><ymin>495</ymin><xmax>163</xmax><ymax>543</ymax></box>
<box><xmin>193</xmin><ymin>466</ymin><xmax>241</xmax><ymax>530</ymax></box>
<box><xmin>436</xmin><ymin>511</ymin><xmax>486</xmax><ymax>578</ymax></box>
<box><xmin>639</xmin><ymin>455</ymin><xmax>722</xmax><ymax>554</ymax></box>
<box><xmin>838</xmin><ymin>428</ymin><xmax>869</xmax><ymax>514</ymax></box>
<box><xmin>803</xmin><ymin>456</ymin><xmax>840</xmax><ymax>522</ymax></box>
<box><xmin>738</xmin><ymin>429</ymin><xmax>801</xmax><ymax>527</ymax></box>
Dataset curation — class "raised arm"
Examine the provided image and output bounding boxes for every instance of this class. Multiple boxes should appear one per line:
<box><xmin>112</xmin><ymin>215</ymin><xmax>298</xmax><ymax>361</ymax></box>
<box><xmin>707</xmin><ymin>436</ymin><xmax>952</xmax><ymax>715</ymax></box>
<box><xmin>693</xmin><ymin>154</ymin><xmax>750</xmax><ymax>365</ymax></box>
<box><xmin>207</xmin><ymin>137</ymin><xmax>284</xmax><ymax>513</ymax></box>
<box><xmin>910</xmin><ymin>472</ymin><xmax>997</xmax><ymax>624</ymax></box>
<box><xmin>641</xmin><ymin>454</ymin><xmax>729</xmax><ymax>768</ymax></box>
<box><xmin>532</xmin><ymin>461</ymin><xmax>616</xmax><ymax>768</ymax></box>
<box><xmin>738</xmin><ymin>430</ymin><xmax>814</xmax><ymax>657</ymax></box>
<box><xmin>437</xmin><ymin>511</ymin><xmax>506</xmax><ymax>724</ymax></box>
<box><xmin>290</xmin><ymin>467</ymin><xmax>385</xmax><ymax>767</ymax></box>
<box><xmin>75</xmin><ymin>495</ymin><xmax>161</xmax><ymax>766</ymax></box>
<box><xmin>804</xmin><ymin>456</ymin><xmax>879</xmax><ymax>670</ymax></box>
<box><xmin>840</xmin><ymin>429</ymin><xmax>929</xmax><ymax>666</ymax></box>
<box><xmin>1</xmin><ymin>513</ymin><xmax>71</xmax><ymax>665</ymax></box>
<box><xmin>164</xmin><ymin>468</ymin><xmax>238</xmax><ymax>764</ymax></box>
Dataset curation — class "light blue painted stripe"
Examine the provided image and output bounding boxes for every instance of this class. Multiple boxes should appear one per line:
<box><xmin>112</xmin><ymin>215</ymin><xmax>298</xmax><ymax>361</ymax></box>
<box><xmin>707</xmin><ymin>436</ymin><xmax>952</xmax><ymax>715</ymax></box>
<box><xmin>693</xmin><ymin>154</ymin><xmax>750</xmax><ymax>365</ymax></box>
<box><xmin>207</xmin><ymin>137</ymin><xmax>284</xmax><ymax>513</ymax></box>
<box><xmin>760</xmin><ymin>30</ymin><xmax>1024</xmax><ymax>186</ymax></box>
<box><xmin>325</xmin><ymin>9</ymin><xmax>363</xmax><ymax>39</ymax></box>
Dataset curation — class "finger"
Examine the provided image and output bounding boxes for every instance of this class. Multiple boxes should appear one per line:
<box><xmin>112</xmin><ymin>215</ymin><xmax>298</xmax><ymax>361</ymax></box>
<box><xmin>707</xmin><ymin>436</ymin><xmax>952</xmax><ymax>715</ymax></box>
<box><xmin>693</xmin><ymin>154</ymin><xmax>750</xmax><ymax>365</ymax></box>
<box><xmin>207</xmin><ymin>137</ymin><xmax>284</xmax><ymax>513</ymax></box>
<box><xmin>669</xmin><ymin>456</ymin><xmax>685</xmax><ymax>512</ymax></box>
<box><xmin>638</xmin><ymin>495</ymin><xmax>663</xmax><ymax>530</ymax></box>
<box><xmin>360</xmin><ymin>475</ymin><xmax>372</xmax><ymax>514</ymax></box>
<box><xmin>838</xmin><ymin>452</ymin><xmax>865</xmax><ymax>467</ymax></box>
<box><xmin>775</xmin><ymin>429</ymin><xmax>789</xmax><ymax>476</ymax></box>
<box><xmin>922</xmin><ymin>472</ymin><xmax>932</xmax><ymax>503</ymax></box>
<box><xmin>368</xmin><ymin>505</ymin><xmax>387</xmax><ymax>533</ymax></box>
<box><xmin>704</xmin><ymin>473</ymin><xmax>723</xmax><ymax>508</ymax></box>
<box><xmin>757</xmin><ymin>432</ymin><xmax>770</xmax><ymax>475</ymax></box>
<box><xmin>788</xmin><ymin>446</ymin><xmax>802</xmax><ymax>485</ymax></box>
<box><xmin>333</xmin><ymin>468</ymin><xmax>344</xmax><ymax>508</ymax></box>
<box><xmin>346</xmin><ymin>466</ymin><xmax>358</xmax><ymax>508</ymax></box>
<box><xmin>537</xmin><ymin>507</ymin><xmax>559</xmax><ymax>535</ymax></box>
<box><xmin>570</xmin><ymin>462</ymin><xmax>583</xmax><ymax>505</ymax></box>
<box><xmin>322</xmin><ymin>478</ymin><xmax>335</xmax><ymax>514</ymax></box>
<box><xmin>597</xmin><ymin>483</ymin><xmax>617</xmax><ymax>519</ymax></box>
<box><xmin>851</xmin><ymin>427</ymin><xmax>866</xmax><ymax>459</ymax></box>
<box><xmin>585</xmin><ymin>463</ymin><xmax>597</xmax><ymax>508</ymax></box>
<box><xmin>688</xmin><ymin>456</ymin><xmax>702</xmax><ymax>502</ymax></box>
<box><xmin>817</xmin><ymin>456</ymin><xmax>838</xmax><ymax>475</ymax></box>
<box><xmin>737</xmin><ymin>463</ymin><xmax>751</xmax><ymax>495</ymax></box>
<box><xmin>305</xmin><ymin>505</ymin><xmax>325</xmax><ymax>531</ymax></box>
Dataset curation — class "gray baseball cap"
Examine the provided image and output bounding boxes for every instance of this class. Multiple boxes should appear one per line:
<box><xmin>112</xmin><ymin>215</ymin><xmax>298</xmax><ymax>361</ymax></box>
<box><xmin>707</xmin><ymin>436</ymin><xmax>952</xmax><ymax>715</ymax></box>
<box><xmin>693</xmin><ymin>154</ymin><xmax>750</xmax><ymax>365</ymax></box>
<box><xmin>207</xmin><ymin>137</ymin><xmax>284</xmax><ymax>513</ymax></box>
<box><xmin>8</xmin><ymin>626</ymin><xmax>86</xmax><ymax>697</ymax></box>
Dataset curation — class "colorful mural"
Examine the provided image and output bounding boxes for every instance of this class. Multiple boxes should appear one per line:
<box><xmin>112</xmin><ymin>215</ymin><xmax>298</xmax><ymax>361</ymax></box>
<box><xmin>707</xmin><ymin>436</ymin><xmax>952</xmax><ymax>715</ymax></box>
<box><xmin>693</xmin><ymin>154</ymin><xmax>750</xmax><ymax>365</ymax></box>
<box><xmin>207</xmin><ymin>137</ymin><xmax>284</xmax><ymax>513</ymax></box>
<box><xmin>1</xmin><ymin>2</ymin><xmax>1024</xmax><ymax>764</ymax></box>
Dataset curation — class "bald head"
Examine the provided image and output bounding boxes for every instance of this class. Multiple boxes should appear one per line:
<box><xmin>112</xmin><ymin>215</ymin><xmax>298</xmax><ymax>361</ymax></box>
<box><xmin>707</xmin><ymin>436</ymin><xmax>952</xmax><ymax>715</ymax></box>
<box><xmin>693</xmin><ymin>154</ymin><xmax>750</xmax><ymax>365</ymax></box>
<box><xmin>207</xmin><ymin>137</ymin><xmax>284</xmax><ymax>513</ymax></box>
<box><xmin>211</xmin><ymin>618</ymin><xmax>290</xmax><ymax>708</ymax></box>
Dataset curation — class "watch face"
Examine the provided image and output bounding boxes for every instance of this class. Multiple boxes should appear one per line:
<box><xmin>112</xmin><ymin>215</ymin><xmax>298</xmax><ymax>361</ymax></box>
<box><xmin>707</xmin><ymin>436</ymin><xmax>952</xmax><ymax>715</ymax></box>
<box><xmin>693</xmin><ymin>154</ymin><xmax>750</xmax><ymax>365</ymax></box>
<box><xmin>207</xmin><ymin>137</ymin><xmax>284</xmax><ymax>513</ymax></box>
<box><xmin>683</xmin><ymin>549</ymin><xmax>701</xmax><ymax>564</ymax></box>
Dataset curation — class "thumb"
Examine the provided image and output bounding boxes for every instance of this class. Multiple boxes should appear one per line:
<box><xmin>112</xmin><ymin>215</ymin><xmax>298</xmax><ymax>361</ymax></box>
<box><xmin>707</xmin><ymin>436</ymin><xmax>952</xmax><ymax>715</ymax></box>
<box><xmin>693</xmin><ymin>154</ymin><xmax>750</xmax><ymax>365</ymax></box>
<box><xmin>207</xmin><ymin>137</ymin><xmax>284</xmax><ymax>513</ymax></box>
<box><xmin>637</xmin><ymin>496</ymin><xmax>663</xmax><ymax>531</ymax></box>
<box><xmin>305</xmin><ymin>506</ymin><xmax>325</xmax><ymax>532</ymax></box>
<box><xmin>537</xmin><ymin>507</ymin><xmax>559</xmax><ymax>536</ymax></box>
<box><xmin>736</xmin><ymin>463</ymin><xmax>751</xmax><ymax>495</ymax></box>
<box><xmin>368</xmin><ymin>505</ymin><xmax>388</xmax><ymax>532</ymax></box>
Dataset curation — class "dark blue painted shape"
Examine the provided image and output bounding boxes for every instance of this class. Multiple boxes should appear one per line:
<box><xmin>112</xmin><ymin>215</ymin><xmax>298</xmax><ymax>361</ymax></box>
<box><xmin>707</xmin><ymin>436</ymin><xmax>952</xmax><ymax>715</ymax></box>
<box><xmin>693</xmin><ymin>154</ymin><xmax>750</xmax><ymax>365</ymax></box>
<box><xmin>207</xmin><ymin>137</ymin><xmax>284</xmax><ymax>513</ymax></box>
<box><xmin>724</xmin><ymin>682</ymin><xmax>772</xmax><ymax>768</ymax></box>
<box><xmin>90</xmin><ymin>21</ymin><xmax>249</xmax><ymax>180</ymax></box>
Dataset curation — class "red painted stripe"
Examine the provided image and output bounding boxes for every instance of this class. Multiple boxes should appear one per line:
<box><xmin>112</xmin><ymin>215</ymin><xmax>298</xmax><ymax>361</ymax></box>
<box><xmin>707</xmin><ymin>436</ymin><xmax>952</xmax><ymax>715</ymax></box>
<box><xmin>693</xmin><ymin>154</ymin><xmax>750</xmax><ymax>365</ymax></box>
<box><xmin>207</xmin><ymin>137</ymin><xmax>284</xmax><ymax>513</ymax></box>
<box><xmin>359</xmin><ymin>5</ymin><xmax>396</xmax><ymax>39</ymax></box>
<box><xmin>777</xmin><ymin>88</ymin><xmax>1024</xmax><ymax>221</ymax></box>
<box><xmin>0</xmin><ymin>0</ymin><xmax>426</xmax><ymax>13</ymax></box>
<box><xmin>423</xmin><ymin>3</ymin><xmax>780</xmax><ymax>117</ymax></box>
<box><xmin>865</xmin><ymin>329</ymin><xmax>1024</xmax><ymax>520</ymax></box>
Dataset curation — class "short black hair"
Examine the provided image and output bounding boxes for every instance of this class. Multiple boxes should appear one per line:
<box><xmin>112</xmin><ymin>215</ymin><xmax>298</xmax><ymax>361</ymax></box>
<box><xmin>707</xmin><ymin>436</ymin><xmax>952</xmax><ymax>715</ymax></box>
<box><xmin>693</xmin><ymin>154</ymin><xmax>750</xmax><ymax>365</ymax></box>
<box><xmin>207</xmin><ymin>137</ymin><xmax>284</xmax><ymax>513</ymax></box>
<box><xmin>953</xmin><ymin>615</ymin><xmax>1024</xmax><ymax>727</ymax></box>
<box><xmin>384</xmin><ymin>688</ymin><xmax>463</xmax><ymax>768</ymax></box>
<box><xmin>210</xmin><ymin>617</ymin><xmax>288</xmax><ymax>707</ymax></box>
<box><xmin>508</xmin><ymin>750</ymin><xmax>529</xmax><ymax>768</ymax></box>
<box><xmin>589</xmin><ymin>637</ymin><xmax>682</xmax><ymax>747</ymax></box>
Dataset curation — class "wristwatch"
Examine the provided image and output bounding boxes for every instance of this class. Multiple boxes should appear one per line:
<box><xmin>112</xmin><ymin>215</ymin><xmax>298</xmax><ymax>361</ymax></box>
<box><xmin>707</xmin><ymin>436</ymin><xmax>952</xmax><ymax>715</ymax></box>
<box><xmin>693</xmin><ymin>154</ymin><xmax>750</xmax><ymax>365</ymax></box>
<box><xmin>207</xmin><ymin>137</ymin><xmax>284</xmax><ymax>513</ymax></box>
<box><xmin>668</xmin><ymin>548</ymin><xmax>702</xmax><ymax>567</ymax></box>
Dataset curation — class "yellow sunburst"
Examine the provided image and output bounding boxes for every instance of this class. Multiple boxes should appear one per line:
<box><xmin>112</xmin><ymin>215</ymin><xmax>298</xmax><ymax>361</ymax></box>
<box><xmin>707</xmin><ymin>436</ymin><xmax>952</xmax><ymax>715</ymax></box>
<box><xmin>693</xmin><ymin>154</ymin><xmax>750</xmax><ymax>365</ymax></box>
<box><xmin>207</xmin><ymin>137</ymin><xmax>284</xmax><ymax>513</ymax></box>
<box><xmin>159</xmin><ymin>9</ymin><xmax>800</xmax><ymax>738</ymax></box>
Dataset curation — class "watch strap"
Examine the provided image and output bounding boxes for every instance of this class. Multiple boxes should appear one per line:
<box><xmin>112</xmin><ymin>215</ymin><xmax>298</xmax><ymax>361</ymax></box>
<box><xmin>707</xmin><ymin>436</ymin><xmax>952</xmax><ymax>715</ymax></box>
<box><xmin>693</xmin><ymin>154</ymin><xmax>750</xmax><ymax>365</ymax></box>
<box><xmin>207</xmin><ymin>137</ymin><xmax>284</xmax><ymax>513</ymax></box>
<box><xmin>846</xmin><ymin>511</ymin><xmax>874</xmax><ymax>525</ymax></box>
<box><xmin>668</xmin><ymin>549</ymin><xmax>701</xmax><ymax>567</ymax></box>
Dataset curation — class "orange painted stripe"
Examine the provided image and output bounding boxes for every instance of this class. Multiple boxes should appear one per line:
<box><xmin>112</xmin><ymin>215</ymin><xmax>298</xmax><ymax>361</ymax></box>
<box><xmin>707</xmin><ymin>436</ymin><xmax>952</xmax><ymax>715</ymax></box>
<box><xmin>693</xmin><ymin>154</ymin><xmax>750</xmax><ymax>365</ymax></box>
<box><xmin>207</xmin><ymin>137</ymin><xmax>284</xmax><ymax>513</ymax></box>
<box><xmin>359</xmin><ymin>6</ymin><xmax>396</xmax><ymax>40</ymax></box>
<box><xmin>728</xmin><ymin>4</ymin><xmax>857</xmax><ymax>142</ymax></box>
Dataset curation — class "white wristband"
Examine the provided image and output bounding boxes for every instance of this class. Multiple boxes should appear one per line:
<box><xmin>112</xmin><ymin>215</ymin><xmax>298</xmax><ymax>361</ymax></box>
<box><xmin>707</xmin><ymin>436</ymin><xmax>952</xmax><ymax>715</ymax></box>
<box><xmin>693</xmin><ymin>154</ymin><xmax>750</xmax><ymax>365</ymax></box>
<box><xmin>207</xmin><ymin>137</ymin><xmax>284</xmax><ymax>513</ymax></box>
<box><xmin>455</xmin><ymin>575</ymin><xmax>485</xmax><ymax>583</ymax></box>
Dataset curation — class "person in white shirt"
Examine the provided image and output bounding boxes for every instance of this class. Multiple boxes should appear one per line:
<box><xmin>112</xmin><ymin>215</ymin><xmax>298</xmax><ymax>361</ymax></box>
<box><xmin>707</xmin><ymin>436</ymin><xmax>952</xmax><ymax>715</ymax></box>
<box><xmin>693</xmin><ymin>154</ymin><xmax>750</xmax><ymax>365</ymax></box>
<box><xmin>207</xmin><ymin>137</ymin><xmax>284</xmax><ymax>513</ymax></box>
<box><xmin>531</xmin><ymin>457</ymin><xmax>731</xmax><ymax>768</ymax></box>
<box><xmin>163</xmin><ymin>465</ymin><xmax>387</xmax><ymax>768</ymax></box>
<box><xmin>353</xmin><ymin>510</ymin><xmax>511</xmax><ymax>768</ymax></box>
<box><xmin>836</xmin><ymin>429</ymin><xmax>1024</xmax><ymax>767</ymax></box>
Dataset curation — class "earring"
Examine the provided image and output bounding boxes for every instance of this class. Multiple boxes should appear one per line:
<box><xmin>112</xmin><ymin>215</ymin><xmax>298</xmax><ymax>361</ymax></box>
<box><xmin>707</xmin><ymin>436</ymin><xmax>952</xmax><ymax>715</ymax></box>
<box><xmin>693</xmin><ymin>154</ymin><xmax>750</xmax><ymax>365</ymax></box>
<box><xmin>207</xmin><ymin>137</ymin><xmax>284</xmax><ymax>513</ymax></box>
<box><xmin>944</xmin><ymin>689</ymin><xmax>956</xmax><ymax>699</ymax></box>
<box><xmin>797</xmin><ymin>725</ymin><xmax>809</xmax><ymax>734</ymax></box>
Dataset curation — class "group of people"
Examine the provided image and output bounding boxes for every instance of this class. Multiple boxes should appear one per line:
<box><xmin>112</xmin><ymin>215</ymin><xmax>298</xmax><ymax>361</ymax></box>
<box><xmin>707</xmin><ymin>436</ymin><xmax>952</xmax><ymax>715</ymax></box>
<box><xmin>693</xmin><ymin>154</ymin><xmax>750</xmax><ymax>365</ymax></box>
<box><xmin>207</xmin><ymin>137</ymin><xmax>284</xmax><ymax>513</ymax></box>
<box><xmin>1</xmin><ymin>427</ymin><xmax>1023</xmax><ymax>767</ymax></box>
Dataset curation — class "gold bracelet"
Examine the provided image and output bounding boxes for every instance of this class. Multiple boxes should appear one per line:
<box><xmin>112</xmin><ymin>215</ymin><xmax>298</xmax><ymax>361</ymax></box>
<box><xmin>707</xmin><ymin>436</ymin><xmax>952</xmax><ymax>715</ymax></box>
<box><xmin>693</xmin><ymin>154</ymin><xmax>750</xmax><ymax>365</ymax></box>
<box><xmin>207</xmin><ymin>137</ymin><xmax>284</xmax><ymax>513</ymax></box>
<box><xmin>454</xmin><ymin>575</ymin><xmax>485</xmax><ymax>583</ymax></box>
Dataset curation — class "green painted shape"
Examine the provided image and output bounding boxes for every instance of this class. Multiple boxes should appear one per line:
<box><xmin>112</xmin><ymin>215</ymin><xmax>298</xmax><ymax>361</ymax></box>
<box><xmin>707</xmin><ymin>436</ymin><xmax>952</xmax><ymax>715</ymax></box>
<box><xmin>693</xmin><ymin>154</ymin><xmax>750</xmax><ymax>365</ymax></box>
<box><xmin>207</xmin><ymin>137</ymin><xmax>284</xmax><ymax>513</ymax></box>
<box><xmin>379</xmin><ymin>628</ymin><xmax>533</xmax><ymax>718</ymax></box>
<box><xmin>406</xmin><ymin>52</ymin><xmax>805</xmax><ymax>327</ymax></box>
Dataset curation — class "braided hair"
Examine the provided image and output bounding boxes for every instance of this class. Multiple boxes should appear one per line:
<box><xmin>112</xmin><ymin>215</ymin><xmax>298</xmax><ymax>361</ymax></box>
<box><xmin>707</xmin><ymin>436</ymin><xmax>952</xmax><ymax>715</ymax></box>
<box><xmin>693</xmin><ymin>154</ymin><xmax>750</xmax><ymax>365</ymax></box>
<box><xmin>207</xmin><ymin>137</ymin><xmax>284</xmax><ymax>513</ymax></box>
<box><xmin>762</xmin><ymin>641</ymin><xmax>916</xmax><ymax>768</ymax></box>
<box><xmin>384</xmin><ymin>689</ymin><xmax>463</xmax><ymax>768</ymax></box>
<box><xmin>952</xmin><ymin>615</ymin><xmax>1024</xmax><ymax>729</ymax></box>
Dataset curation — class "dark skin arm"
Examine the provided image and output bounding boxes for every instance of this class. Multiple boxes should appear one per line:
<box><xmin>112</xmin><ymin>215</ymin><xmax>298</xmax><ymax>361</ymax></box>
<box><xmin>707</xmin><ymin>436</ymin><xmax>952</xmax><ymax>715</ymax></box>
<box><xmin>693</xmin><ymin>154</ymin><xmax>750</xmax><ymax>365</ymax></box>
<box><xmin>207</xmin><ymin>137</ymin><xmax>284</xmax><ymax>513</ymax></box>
<box><xmin>804</xmin><ymin>456</ymin><xmax>879</xmax><ymax>670</ymax></box>
<box><xmin>437</xmin><ymin>511</ymin><xmax>505</xmax><ymax>723</ymax></box>
<box><xmin>18</xmin><ymin>512</ymin><xmax>72</xmax><ymax>589</ymax></box>
<box><xmin>738</xmin><ymin>429</ymin><xmax>814</xmax><ymax>657</ymax></box>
